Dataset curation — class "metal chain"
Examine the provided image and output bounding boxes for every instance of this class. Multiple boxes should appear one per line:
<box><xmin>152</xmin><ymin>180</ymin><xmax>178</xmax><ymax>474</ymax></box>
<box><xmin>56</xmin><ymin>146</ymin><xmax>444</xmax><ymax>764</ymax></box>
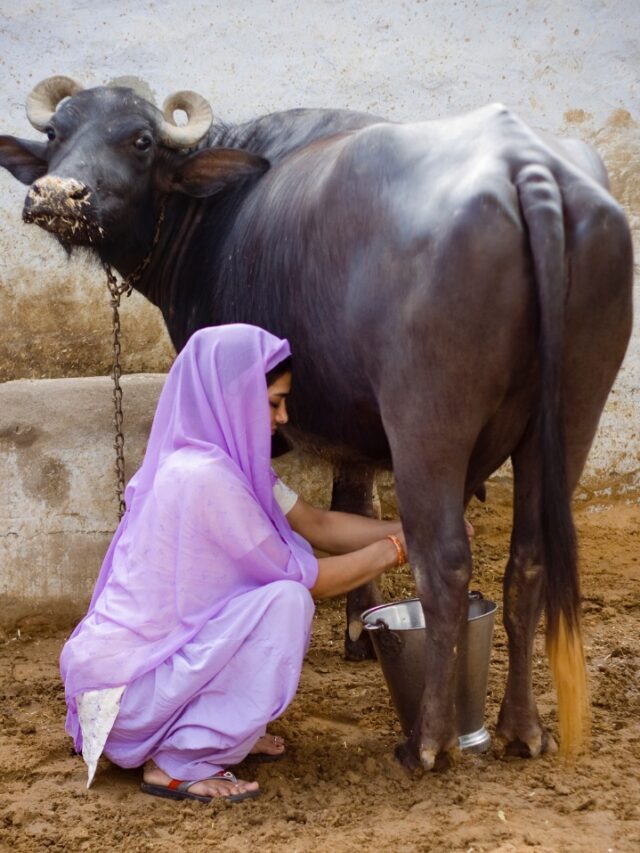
<box><xmin>103</xmin><ymin>200</ymin><xmax>167</xmax><ymax>519</ymax></box>
<box><xmin>103</xmin><ymin>264</ymin><xmax>132</xmax><ymax>519</ymax></box>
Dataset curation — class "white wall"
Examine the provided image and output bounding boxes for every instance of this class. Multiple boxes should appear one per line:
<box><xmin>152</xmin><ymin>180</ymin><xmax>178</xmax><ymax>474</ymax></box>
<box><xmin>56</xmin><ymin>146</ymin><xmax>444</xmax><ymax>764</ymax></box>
<box><xmin>0</xmin><ymin>375</ymin><xmax>330</xmax><ymax>611</ymax></box>
<box><xmin>0</xmin><ymin>0</ymin><xmax>638</xmax><ymax>485</ymax></box>
<box><xmin>0</xmin><ymin>376</ymin><xmax>162</xmax><ymax>604</ymax></box>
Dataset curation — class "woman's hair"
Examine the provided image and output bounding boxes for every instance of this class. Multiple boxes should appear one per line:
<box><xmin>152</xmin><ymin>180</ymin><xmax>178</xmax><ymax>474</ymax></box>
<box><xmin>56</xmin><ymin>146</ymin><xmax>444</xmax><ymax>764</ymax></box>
<box><xmin>266</xmin><ymin>355</ymin><xmax>292</xmax><ymax>387</ymax></box>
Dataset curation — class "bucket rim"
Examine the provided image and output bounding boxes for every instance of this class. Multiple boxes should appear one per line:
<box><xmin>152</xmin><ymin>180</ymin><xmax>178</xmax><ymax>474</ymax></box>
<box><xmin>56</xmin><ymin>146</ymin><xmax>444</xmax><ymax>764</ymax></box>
<box><xmin>361</xmin><ymin>596</ymin><xmax>498</xmax><ymax>630</ymax></box>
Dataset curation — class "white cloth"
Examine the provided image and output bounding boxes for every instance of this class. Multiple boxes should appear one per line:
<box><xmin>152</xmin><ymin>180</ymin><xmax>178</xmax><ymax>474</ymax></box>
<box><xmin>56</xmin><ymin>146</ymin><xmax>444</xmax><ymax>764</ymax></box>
<box><xmin>77</xmin><ymin>686</ymin><xmax>126</xmax><ymax>787</ymax></box>
<box><xmin>76</xmin><ymin>478</ymin><xmax>299</xmax><ymax>787</ymax></box>
<box><xmin>273</xmin><ymin>478</ymin><xmax>299</xmax><ymax>515</ymax></box>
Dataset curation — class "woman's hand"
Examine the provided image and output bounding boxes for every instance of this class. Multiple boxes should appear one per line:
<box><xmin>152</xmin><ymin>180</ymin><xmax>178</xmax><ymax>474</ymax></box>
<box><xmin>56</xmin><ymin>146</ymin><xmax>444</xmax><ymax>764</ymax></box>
<box><xmin>310</xmin><ymin>535</ymin><xmax>404</xmax><ymax>600</ymax></box>
<box><xmin>286</xmin><ymin>497</ymin><xmax>403</xmax><ymax>554</ymax></box>
<box><xmin>285</xmin><ymin>496</ymin><xmax>472</xmax><ymax>600</ymax></box>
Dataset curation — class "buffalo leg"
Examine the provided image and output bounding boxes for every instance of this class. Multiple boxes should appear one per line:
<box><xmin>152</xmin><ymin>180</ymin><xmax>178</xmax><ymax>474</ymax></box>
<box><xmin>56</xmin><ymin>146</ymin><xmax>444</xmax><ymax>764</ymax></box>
<box><xmin>330</xmin><ymin>463</ymin><xmax>383</xmax><ymax>661</ymax></box>
<box><xmin>496</xmin><ymin>427</ymin><xmax>551</xmax><ymax>757</ymax></box>
<box><xmin>389</xmin><ymin>447</ymin><xmax>473</xmax><ymax>771</ymax></box>
<box><xmin>497</xmin><ymin>394</ymin><xmax>619</xmax><ymax>755</ymax></box>
<box><xmin>498</xmin><ymin>203</ymin><xmax>632</xmax><ymax>756</ymax></box>
<box><xmin>498</xmin><ymin>381</ymin><xmax>630</xmax><ymax>756</ymax></box>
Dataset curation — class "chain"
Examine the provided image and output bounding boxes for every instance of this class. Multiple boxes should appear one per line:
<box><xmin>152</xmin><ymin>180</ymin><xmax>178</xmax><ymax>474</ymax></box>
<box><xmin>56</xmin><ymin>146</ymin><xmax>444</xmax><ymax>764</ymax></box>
<box><xmin>103</xmin><ymin>265</ymin><xmax>132</xmax><ymax>519</ymax></box>
<box><xmin>102</xmin><ymin>200</ymin><xmax>166</xmax><ymax>520</ymax></box>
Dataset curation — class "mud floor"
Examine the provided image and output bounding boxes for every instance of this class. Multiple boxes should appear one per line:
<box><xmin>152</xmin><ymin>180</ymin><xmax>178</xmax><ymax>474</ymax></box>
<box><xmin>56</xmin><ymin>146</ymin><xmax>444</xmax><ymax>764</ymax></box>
<box><xmin>1</xmin><ymin>482</ymin><xmax>638</xmax><ymax>852</ymax></box>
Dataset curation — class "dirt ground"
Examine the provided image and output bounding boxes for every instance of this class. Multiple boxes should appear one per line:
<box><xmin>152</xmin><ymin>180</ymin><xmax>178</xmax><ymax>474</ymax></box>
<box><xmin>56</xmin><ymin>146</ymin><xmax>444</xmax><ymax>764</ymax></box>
<box><xmin>0</xmin><ymin>481</ymin><xmax>638</xmax><ymax>853</ymax></box>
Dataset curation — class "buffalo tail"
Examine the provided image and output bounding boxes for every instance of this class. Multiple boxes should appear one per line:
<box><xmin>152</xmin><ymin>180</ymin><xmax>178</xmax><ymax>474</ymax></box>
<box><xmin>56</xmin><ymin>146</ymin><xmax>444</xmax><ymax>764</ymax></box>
<box><xmin>516</xmin><ymin>163</ymin><xmax>590</xmax><ymax>760</ymax></box>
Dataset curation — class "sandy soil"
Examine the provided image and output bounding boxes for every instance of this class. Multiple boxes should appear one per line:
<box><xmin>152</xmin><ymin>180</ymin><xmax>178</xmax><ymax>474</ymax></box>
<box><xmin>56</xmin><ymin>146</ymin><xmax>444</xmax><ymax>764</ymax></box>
<box><xmin>1</xmin><ymin>482</ymin><xmax>638</xmax><ymax>853</ymax></box>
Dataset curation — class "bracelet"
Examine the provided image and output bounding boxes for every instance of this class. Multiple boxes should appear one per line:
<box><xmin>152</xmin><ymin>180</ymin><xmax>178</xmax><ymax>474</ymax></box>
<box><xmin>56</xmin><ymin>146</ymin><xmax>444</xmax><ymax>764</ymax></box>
<box><xmin>386</xmin><ymin>534</ymin><xmax>407</xmax><ymax>567</ymax></box>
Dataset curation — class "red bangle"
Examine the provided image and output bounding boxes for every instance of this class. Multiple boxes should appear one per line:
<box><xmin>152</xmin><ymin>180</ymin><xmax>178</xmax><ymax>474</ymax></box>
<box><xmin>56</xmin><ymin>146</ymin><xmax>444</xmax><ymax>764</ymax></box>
<box><xmin>386</xmin><ymin>534</ymin><xmax>407</xmax><ymax>567</ymax></box>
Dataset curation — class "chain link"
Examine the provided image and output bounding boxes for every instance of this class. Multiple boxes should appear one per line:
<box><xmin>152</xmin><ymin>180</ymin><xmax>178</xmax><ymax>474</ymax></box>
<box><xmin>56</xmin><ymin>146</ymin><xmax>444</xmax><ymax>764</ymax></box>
<box><xmin>103</xmin><ymin>200</ymin><xmax>166</xmax><ymax>520</ymax></box>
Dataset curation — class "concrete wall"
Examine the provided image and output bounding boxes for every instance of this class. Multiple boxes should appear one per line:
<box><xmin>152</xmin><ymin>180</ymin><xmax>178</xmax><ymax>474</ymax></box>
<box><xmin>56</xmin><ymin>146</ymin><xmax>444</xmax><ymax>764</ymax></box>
<box><xmin>0</xmin><ymin>0</ymin><xmax>638</xmax><ymax>481</ymax></box>
<box><xmin>0</xmin><ymin>1</ymin><xmax>638</xmax><ymax>614</ymax></box>
<box><xmin>0</xmin><ymin>375</ymin><xmax>339</xmax><ymax>625</ymax></box>
<box><xmin>0</xmin><ymin>376</ymin><xmax>161</xmax><ymax>608</ymax></box>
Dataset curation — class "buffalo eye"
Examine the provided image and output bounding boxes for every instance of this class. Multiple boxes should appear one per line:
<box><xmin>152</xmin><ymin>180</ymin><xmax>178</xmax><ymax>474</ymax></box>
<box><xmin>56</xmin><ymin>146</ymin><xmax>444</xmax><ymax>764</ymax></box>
<box><xmin>45</xmin><ymin>126</ymin><xmax>56</xmax><ymax>142</ymax></box>
<box><xmin>134</xmin><ymin>134</ymin><xmax>153</xmax><ymax>152</ymax></box>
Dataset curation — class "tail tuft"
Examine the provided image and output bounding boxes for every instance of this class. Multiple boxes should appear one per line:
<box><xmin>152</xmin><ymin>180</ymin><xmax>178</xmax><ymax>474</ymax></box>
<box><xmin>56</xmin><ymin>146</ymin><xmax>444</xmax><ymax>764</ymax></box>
<box><xmin>546</xmin><ymin>612</ymin><xmax>591</xmax><ymax>760</ymax></box>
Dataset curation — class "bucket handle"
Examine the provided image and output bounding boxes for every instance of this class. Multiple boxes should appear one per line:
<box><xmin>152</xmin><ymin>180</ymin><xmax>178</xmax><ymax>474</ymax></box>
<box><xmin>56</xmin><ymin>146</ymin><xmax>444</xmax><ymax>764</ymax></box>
<box><xmin>365</xmin><ymin>592</ymin><xmax>484</xmax><ymax>654</ymax></box>
<box><xmin>366</xmin><ymin>618</ymin><xmax>404</xmax><ymax>654</ymax></box>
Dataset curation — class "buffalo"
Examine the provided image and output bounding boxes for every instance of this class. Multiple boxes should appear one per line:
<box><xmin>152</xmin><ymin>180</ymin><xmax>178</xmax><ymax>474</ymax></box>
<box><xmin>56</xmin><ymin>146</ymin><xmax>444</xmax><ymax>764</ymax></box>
<box><xmin>0</xmin><ymin>76</ymin><xmax>633</xmax><ymax>770</ymax></box>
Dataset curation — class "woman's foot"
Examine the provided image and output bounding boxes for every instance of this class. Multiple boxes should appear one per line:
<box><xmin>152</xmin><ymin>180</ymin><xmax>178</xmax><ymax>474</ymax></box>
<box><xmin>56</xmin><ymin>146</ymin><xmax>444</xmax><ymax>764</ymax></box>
<box><xmin>142</xmin><ymin>760</ymin><xmax>259</xmax><ymax>800</ymax></box>
<box><xmin>249</xmin><ymin>733</ymin><xmax>285</xmax><ymax>757</ymax></box>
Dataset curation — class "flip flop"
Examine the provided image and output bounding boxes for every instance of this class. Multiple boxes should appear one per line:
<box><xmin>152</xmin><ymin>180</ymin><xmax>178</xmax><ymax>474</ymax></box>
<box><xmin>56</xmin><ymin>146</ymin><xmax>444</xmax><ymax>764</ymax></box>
<box><xmin>140</xmin><ymin>769</ymin><xmax>260</xmax><ymax>804</ymax></box>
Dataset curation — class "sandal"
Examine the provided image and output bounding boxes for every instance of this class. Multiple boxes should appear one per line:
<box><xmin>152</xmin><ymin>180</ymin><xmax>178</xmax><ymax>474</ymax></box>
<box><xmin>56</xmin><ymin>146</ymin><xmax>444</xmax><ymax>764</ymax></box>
<box><xmin>140</xmin><ymin>769</ymin><xmax>260</xmax><ymax>803</ymax></box>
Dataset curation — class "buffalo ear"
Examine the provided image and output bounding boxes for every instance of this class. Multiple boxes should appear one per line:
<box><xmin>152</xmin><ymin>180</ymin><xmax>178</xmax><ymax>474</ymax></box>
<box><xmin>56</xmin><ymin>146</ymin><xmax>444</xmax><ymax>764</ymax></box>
<box><xmin>0</xmin><ymin>136</ymin><xmax>48</xmax><ymax>184</ymax></box>
<box><xmin>168</xmin><ymin>148</ymin><xmax>269</xmax><ymax>197</ymax></box>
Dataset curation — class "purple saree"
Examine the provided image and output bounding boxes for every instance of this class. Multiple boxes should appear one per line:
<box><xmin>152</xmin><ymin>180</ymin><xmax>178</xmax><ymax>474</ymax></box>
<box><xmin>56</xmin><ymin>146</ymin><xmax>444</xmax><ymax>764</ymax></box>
<box><xmin>60</xmin><ymin>324</ymin><xmax>318</xmax><ymax>782</ymax></box>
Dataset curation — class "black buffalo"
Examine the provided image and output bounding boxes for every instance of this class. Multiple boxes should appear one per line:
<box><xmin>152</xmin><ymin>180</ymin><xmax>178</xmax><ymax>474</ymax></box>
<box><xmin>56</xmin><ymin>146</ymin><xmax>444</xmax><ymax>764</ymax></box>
<box><xmin>0</xmin><ymin>76</ymin><xmax>633</xmax><ymax>770</ymax></box>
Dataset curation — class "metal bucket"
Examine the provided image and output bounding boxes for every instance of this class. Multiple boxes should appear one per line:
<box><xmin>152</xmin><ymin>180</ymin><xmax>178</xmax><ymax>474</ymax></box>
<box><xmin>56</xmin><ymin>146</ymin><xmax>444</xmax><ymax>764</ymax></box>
<box><xmin>362</xmin><ymin>592</ymin><xmax>497</xmax><ymax>752</ymax></box>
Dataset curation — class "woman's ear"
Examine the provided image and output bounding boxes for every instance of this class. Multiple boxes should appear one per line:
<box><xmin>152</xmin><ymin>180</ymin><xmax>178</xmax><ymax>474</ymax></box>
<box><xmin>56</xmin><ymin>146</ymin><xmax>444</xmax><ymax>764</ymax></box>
<box><xmin>162</xmin><ymin>148</ymin><xmax>270</xmax><ymax>198</ymax></box>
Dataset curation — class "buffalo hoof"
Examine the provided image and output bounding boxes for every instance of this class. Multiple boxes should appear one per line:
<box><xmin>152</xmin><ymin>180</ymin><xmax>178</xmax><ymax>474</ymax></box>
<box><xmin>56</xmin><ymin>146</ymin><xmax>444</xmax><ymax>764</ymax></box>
<box><xmin>394</xmin><ymin>741</ymin><xmax>424</xmax><ymax>776</ymax></box>
<box><xmin>395</xmin><ymin>739</ymin><xmax>456</xmax><ymax>774</ymax></box>
<box><xmin>420</xmin><ymin>746</ymin><xmax>438</xmax><ymax>771</ymax></box>
<box><xmin>343</xmin><ymin>625</ymin><xmax>377</xmax><ymax>662</ymax></box>
<box><xmin>495</xmin><ymin>721</ymin><xmax>557</xmax><ymax>759</ymax></box>
<box><xmin>496</xmin><ymin>700</ymin><xmax>559</xmax><ymax>759</ymax></box>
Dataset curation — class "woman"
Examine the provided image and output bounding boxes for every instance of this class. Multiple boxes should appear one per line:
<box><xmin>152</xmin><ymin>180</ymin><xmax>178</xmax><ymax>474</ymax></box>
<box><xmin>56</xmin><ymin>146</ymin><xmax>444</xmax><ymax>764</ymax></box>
<box><xmin>60</xmin><ymin>324</ymin><xmax>408</xmax><ymax>804</ymax></box>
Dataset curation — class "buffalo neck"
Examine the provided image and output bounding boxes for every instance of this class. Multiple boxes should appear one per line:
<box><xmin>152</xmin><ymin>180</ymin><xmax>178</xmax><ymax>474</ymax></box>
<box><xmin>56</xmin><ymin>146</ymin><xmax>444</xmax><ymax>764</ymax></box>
<box><xmin>97</xmin><ymin>197</ymin><xmax>161</xmax><ymax>280</ymax></box>
<box><xmin>104</xmin><ymin>108</ymin><xmax>385</xmax><ymax>351</ymax></box>
<box><xmin>130</xmin><ymin>181</ymin><xmax>257</xmax><ymax>350</ymax></box>
<box><xmin>209</xmin><ymin>107</ymin><xmax>382</xmax><ymax>165</ymax></box>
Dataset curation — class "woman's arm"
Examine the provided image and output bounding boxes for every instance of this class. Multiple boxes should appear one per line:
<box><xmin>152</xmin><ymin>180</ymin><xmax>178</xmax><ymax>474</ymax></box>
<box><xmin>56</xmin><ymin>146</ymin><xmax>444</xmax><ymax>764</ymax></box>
<box><xmin>310</xmin><ymin>536</ymin><xmax>403</xmax><ymax>600</ymax></box>
<box><xmin>286</xmin><ymin>496</ymin><xmax>402</xmax><ymax>554</ymax></box>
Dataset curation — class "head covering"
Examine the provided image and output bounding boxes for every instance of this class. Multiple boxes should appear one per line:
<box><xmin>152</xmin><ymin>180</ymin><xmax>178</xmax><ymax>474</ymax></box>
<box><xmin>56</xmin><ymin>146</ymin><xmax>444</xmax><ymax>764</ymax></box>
<box><xmin>60</xmin><ymin>324</ymin><xmax>318</xmax><ymax>700</ymax></box>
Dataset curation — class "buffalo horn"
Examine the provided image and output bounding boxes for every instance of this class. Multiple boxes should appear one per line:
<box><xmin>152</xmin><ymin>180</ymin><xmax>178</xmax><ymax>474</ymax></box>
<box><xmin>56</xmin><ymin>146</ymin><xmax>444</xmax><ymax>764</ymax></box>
<box><xmin>159</xmin><ymin>91</ymin><xmax>213</xmax><ymax>148</ymax></box>
<box><xmin>26</xmin><ymin>75</ymin><xmax>83</xmax><ymax>131</ymax></box>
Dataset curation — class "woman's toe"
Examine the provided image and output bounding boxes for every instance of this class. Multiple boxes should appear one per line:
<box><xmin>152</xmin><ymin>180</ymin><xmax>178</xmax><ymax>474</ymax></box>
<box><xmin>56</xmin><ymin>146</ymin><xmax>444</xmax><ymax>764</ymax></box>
<box><xmin>250</xmin><ymin>733</ymin><xmax>286</xmax><ymax>755</ymax></box>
